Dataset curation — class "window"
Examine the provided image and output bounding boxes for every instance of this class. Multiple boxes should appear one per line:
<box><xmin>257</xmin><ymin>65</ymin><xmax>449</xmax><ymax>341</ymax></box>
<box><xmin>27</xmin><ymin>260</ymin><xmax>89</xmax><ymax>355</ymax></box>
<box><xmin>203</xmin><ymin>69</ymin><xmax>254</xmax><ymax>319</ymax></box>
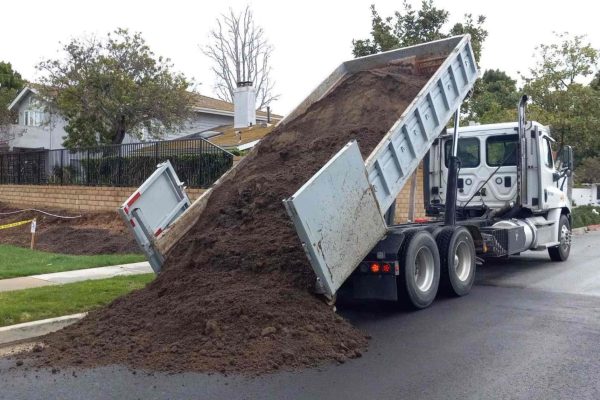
<box><xmin>23</xmin><ymin>110</ymin><xmax>45</xmax><ymax>127</ymax></box>
<box><xmin>543</xmin><ymin>138</ymin><xmax>554</xmax><ymax>168</ymax></box>
<box><xmin>486</xmin><ymin>134</ymin><xmax>518</xmax><ymax>167</ymax></box>
<box><xmin>444</xmin><ymin>138</ymin><xmax>480</xmax><ymax>168</ymax></box>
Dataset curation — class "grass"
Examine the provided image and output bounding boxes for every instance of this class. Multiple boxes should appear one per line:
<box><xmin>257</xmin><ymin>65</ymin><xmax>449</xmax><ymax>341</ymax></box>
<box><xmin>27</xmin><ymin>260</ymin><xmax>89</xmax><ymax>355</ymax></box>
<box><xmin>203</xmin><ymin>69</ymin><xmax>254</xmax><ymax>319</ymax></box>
<box><xmin>0</xmin><ymin>274</ymin><xmax>154</xmax><ymax>327</ymax></box>
<box><xmin>0</xmin><ymin>244</ymin><xmax>145</xmax><ymax>279</ymax></box>
<box><xmin>572</xmin><ymin>205</ymin><xmax>600</xmax><ymax>228</ymax></box>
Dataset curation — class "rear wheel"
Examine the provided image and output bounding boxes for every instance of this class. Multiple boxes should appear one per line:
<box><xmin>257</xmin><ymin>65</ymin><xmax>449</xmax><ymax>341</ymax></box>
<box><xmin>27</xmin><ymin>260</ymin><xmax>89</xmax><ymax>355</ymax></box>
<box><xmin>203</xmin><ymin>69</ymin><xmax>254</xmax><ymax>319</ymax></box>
<box><xmin>436</xmin><ymin>226</ymin><xmax>476</xmax><ymax>296</ymax></box>
<box><xmin>548</xmin><ymin>214</ymin><xmax>571</xmax><ymax>261</ymax></box>
<box><xmin>397</xmin><ymin>230</ymin><xmax>440</xmax><ymax>309</ymax></box>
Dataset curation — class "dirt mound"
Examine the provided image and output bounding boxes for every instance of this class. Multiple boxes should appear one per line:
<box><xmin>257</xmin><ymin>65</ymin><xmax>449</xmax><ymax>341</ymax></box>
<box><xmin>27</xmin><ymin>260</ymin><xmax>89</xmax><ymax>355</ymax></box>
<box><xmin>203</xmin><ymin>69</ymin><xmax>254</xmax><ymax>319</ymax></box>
<box><xmin>23</xmin><ymin>65</ymin><xmax>431</xmax><ymax>374</ymax></box>
<box><xmin>0</xmin><ymin>205</ymin><xmax>139</xmax><ymax>255</ymax></box>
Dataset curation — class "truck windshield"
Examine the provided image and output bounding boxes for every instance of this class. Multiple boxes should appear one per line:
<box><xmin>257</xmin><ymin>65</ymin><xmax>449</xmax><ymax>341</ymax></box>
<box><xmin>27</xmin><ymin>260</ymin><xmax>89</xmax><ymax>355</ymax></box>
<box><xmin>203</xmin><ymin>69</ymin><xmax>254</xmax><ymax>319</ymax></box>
<box><xmin>486</xmin><ymin>134</ymin><xmax>518</xmax><ymax>167</ymax></box>
<box><xmin>444</xmin><ymin>138</ymin><xmax>480</xmax><ymax>168</ymax></box>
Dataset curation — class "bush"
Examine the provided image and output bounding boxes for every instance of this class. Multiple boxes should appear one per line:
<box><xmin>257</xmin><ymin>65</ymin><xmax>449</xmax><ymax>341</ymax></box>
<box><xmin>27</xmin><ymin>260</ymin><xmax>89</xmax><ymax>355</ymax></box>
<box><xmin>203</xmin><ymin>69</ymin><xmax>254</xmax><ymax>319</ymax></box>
<box><xmin>571</xmin><ymin>205</ymin><xmax>600</xmax><ymax>228</ymax></box>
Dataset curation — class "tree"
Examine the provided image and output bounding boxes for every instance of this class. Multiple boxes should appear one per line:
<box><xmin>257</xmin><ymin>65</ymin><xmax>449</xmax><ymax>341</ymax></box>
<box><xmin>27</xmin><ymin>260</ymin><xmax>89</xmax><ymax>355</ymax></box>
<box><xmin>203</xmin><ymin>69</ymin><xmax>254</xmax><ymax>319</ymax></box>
<box><xmin>575</xmin><ymin>156</ymin><xmax>600</xmax><ymax>184</ymax></box>
<box><xmin>526</xmin><ymin>32</ymin><xmax>598</xmax><ymax>90</ymax></box>
<box><xmin>467</xmin><ymin>69</ymin><xmax>520</xmax><ymax>123</ymax></box>
<box><xmin>0</xmin><ymin>62</ymin><xmax>25</xmax><ymax>135</ymax></box>
<box><xmin>37</xmin><ymin>28</ymin><xmax>192</xmax><ymax>147</ymax></box>
<box><xmin>352</xmin><ymin>1</ymin><xmax>487</xmax><ymax>63</ymax></box>
<box><xmin>522</xmin><ymin>32</ymin><xmax>600</xmax><ymax>162</ymax></box>
<box><xmin>591</xmin><ymin>71</ymin><xmax>600</xmax><ymax>91</ymax></box>
<box><xmin>203</xmin><ymin>6</ymin><xmax>278</xmax><ymax>110</ymax></box>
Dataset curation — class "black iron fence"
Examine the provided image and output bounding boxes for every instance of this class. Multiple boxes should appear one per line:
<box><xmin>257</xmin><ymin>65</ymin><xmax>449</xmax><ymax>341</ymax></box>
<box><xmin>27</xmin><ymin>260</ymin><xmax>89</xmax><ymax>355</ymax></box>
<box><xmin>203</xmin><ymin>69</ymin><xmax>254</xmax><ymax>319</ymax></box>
<box><xmin>0</xmin><ymin>138</ymin><xmax>233</xmax><ymax>188</ymax></box>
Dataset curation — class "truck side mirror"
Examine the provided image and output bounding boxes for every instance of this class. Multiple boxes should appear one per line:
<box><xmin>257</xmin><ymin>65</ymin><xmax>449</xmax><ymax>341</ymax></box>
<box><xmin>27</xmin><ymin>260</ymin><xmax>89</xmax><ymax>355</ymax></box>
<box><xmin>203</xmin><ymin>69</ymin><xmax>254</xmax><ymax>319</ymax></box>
<box><xmin>553</xmin><ymin>172</ymin><xmax>560</xmax><ymax>182</ymax></box>
<box><xmin>559</xmin><ymin>146</ymin><xmax>574</xmax><ymax>172</ymax></box>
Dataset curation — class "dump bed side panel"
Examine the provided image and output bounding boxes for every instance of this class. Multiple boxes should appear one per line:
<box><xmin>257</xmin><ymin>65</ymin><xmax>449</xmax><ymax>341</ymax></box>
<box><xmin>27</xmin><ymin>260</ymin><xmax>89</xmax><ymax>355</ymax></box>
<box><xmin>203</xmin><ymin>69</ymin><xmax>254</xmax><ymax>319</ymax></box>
<box><xmin>364</xmin><ymin>38</ymin><xmax>478</xmax><ymax>212</ymax></box>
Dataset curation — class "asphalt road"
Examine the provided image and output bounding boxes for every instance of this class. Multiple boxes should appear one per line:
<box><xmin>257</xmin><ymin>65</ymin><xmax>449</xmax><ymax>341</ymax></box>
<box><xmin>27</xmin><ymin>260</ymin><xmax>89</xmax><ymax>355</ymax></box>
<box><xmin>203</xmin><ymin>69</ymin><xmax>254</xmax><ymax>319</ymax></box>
<box><xmin>2</xmin><ymin>231</ymin><xmax>600</xmax><ymax>400</ymax></box>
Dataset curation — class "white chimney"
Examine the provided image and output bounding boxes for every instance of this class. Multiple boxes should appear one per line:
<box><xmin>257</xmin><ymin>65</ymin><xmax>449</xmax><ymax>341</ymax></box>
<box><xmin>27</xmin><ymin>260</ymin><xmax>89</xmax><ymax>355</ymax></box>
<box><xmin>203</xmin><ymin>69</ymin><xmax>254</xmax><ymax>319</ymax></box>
<box><xmin>234</xmin><ymin>81</ymin><xmax>256</xmax><ymax>128</ymax></box>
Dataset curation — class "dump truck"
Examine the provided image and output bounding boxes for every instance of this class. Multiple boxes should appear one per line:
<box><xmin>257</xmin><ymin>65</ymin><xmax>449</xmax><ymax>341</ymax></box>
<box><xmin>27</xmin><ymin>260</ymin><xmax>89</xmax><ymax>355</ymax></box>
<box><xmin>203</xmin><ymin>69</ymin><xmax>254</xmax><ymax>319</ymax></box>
<box><xmin>120</xmin><ymin>34</ymin><xmax>574</xmax><ymax>310</ymax></box>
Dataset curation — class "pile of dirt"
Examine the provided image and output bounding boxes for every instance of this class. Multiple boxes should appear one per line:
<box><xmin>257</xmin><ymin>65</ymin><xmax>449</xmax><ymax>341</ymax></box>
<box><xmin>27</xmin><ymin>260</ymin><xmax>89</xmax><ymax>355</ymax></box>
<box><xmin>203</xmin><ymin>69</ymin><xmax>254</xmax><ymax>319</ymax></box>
<box><xmin>0</xmin><ymin>205</ymin><xmax>139</xmax><ymax>255</ymax></box>
<box><xmin>23</xmin><ymin>65</ymin><xmax>431</xmax><ymax>374</ymax></box>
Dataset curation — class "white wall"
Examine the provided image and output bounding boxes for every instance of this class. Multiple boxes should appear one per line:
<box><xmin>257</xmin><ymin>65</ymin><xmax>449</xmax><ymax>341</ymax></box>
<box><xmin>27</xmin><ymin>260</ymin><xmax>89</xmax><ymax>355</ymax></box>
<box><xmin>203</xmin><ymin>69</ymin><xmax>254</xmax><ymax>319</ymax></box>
<box><xmin>572</xmin><ymin>184</ymin><xmax>600</xmax><ymax>206</ymax></box>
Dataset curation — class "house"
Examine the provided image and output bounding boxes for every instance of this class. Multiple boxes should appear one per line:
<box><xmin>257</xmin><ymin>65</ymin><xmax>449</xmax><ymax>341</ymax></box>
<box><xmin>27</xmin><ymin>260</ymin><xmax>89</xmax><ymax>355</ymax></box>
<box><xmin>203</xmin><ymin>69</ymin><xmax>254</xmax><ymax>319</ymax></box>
<box><xmin>2</xmin><ymin>86</ymin><xmax>280</xmax><ymax>151</ymax></box>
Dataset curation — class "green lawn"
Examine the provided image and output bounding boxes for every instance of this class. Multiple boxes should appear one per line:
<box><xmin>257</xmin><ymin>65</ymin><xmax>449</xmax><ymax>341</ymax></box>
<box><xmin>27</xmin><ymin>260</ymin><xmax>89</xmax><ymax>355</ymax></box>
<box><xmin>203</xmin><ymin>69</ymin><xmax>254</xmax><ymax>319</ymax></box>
<box><xmin>572</xmin><ymin>205</ymin><xmax>600</xmax><ymax>228</ymax></box>
<box><xmin>0</xmin><ymin>244</ymin><xmax>145</xmax><ymax>279</ymax></box>
<box><xmin>0</xmin><ymin>274</ymin><xmax>154</xmax><ymax>327</ymax></box>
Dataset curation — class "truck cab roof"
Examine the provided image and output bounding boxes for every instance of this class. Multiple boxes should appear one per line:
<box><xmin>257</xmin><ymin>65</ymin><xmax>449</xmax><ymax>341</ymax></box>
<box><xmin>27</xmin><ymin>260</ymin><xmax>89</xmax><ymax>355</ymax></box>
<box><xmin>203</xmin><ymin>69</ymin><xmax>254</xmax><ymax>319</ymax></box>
<box><xmin>440</xmin><ymin>121</ymin><xmax>550</xmax><ymax>138</ymax></box>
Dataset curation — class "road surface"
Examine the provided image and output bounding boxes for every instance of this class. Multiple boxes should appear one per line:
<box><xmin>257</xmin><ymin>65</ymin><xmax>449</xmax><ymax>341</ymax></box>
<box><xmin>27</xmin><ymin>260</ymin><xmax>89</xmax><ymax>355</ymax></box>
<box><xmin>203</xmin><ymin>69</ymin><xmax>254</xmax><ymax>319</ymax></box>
<box><xmin>1</xmin><ymin>231</ymin><xmax>600</xmax><ymax>400</ymax></box>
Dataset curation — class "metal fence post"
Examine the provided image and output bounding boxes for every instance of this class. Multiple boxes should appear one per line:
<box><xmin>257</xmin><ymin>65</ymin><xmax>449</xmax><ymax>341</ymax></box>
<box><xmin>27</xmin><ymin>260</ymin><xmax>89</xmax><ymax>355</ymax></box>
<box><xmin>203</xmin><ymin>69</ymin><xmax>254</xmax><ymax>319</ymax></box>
<box><xmin>60</xmin><ymin>149</ymin><xmax>64</xmax><ymax>185</ymax></box>
<box><xmin>17</xmin><ymin>152</ymin><xmax>21</xmax><ymax>184</ymax></box>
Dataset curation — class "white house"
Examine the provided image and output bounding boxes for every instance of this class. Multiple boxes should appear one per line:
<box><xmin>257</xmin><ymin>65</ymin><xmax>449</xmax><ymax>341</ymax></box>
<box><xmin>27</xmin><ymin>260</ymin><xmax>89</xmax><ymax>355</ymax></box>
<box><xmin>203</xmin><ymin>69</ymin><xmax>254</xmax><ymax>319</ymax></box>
<box><xmin>1</xmin><ymin>86</ymin><xmax>277</xmax><ymax>151</ymax></box>
<box><xmin>572</xmin><ymin>184</ymin><xmax>600</xmax><ymax>206</ymax></box>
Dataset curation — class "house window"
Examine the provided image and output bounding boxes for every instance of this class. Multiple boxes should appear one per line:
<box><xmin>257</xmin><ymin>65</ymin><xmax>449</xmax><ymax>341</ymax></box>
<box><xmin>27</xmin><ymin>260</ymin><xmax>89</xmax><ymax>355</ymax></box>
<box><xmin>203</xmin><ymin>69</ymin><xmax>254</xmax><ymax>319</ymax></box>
<box><xmin>24</xmin><ymin>110</ymin><xmax>45</xmax><ymax>127</ymax></box>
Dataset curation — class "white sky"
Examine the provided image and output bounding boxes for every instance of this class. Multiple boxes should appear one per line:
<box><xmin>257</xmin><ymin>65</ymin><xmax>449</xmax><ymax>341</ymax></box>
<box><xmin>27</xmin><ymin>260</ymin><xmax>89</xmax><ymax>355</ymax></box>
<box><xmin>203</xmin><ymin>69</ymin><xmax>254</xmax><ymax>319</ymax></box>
<box><xmin>2</xmin><ymin>0</ymin><xmax>599</xmax><ymax>115</ymax></box>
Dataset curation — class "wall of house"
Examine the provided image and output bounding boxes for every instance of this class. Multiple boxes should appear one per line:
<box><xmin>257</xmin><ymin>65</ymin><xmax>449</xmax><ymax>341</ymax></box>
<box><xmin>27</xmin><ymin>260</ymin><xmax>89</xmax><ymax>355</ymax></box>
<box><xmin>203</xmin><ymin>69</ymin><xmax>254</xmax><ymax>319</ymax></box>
<box><xmin>0</xmin><ymin>185</ymin><xmax>205</xmax><ymax>213</ymax></box>
<box><xmin>12</xmin><ymin>94</ymin><xmax>67</xmax><ymax>150</ymax></box>
<box><xmin>572</xmin><ymin>184</ymin><xmax>600</xmax><ymax>207</ymax></box>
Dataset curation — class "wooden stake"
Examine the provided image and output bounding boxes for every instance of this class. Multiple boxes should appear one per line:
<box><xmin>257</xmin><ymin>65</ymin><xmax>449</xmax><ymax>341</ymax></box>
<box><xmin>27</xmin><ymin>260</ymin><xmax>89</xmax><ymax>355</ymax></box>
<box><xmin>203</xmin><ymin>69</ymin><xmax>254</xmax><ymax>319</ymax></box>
<box><xmin>30</xmin><ymin>218</ymin><xmax>37</xmax><ymax>250</ymax></box>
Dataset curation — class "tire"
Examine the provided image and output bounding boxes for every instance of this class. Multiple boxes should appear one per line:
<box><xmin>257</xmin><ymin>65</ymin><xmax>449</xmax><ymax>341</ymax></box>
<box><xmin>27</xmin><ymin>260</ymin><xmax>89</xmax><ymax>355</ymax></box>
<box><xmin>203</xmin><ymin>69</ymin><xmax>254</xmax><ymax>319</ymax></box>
<box><xmin>397</xmin><ymin>230</ymin><xmax>440</xmax><ymax>309</ymax></box>
<box><xmin>436</xmin><ymin>226</ymin><xmax>476</xmax><ymax>297</ymax></box>
<box><xmin>424</xmin><ymin>225</ymin><xmax>443</xmax><ymax>239</ymax></box>
<box><xmin>548</xmin><ymin>214</ymin><xmax>571</xmax><ymax>261</ymax></box>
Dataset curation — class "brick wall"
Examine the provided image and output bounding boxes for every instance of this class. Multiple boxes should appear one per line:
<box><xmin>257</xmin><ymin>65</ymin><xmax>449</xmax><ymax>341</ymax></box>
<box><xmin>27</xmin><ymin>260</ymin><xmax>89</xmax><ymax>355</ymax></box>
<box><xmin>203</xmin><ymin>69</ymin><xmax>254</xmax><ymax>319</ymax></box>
<box><xmin>0</xmin><ymin>185</ymin><xmax>205</xmax><ymax>213</ymax></box>
<box><xmin>394</xmin><ymin>163</ymin><xmax>426</xmax><ymax>223</ymax></box>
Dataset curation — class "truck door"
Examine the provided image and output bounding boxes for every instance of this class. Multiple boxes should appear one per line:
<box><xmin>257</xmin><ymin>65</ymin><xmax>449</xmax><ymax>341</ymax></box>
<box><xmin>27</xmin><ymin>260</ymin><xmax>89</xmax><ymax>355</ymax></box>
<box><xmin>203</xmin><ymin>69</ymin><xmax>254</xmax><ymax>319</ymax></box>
<box><xmin>537</xmin><ymin>131</ymin><xmax>565</xmax><ymax>209</ymax></box>
<box><xmin>441</xmin><ymin>137</ymin><xmax>481</xmax><ymax>206</ymax></box>
<box><xmin>483</xmin><ymin>134</ymin><xmax>519</xmax><ymax>207</ymax></box>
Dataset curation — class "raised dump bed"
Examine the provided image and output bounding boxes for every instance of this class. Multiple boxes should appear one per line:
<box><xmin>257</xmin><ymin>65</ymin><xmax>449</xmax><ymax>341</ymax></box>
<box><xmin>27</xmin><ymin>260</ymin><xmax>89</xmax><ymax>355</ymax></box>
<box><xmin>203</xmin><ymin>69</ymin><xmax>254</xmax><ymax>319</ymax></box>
<box><xmin>283</xmin><ymin>35</ymin><xmax>478</xmax><ymax>297</ymax></box>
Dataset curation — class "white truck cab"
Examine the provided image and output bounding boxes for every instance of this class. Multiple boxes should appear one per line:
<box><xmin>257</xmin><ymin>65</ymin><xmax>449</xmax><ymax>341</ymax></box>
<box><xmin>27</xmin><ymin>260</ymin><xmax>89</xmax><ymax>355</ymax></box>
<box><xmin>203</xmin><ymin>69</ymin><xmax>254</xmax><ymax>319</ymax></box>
<box><xmin>428</xmin><ymin>121</ymin><xmax>571</xmax><ymax>214</ymax></box>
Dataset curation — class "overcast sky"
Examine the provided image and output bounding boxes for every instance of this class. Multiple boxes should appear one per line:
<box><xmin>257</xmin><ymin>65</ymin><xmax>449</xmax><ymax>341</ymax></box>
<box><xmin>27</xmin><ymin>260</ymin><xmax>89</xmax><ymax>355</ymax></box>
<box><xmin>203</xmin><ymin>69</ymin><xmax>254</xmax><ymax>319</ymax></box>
<box><xmin>2</xmin><ymin>0</ymin><xmax>599</xmax><ymax>115</ymax></box>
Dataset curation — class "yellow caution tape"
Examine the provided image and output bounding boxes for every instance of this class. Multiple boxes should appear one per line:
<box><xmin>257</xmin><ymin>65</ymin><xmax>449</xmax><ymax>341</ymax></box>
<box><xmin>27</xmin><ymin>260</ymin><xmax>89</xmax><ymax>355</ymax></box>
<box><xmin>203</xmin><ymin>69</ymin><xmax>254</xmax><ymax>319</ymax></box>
<box><xmin>0</xmin><ymin>219</ymin><xmax>34</xmax><ymax>231</ymax></box>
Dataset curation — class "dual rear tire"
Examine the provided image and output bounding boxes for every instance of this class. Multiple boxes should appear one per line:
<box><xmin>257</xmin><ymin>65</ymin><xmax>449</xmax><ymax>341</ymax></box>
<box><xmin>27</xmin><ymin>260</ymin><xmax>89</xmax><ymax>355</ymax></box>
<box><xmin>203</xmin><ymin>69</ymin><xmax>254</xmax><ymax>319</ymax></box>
<box><xmin>398</xmin><ymin>226</ymin><xmax>476</xmax><ymax>309</ymax></box>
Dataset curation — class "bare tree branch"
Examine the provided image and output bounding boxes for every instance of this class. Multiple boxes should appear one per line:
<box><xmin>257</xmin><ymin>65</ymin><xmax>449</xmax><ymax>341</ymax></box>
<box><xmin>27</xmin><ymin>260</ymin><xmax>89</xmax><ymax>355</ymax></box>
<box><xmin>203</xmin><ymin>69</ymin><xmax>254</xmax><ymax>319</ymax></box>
<box><xmin>203</xmin><ymin>6</ymin><xmax>278</xmax><ymax>110</ymax></box>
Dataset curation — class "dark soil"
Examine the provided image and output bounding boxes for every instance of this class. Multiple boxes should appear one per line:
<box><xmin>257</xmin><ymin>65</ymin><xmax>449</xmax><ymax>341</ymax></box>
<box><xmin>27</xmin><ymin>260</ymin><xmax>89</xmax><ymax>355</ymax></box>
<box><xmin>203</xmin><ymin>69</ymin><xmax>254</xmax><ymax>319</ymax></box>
<box><xmin>22</xmin><ymin>64</ymin><xmax>431</xmax><ymax>374</ymax></box>
<box><xmin>0</xmin><ymin>205</ymin><xmax>139</xmax><ymax>255</ymax></box>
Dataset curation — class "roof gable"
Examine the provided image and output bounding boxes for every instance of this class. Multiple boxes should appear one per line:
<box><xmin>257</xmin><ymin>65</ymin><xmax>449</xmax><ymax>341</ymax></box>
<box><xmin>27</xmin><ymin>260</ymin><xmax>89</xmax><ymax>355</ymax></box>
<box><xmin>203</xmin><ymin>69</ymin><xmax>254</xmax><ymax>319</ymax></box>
<box><xmin>7</xmin><ymin>87</ymin><xmax>38</xmax><ymax>111</ymax></box>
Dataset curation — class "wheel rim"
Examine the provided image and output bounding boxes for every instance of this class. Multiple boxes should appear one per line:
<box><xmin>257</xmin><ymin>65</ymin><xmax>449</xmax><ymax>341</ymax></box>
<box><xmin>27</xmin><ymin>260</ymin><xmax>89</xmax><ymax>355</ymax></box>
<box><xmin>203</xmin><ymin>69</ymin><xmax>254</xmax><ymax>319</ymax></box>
<box><xmin>560</xmin><ymin>224</ymin><xmax>571</xmax><ymax>252</ymax></box>
<box><xmin>414</xmin><ymin>246</ymin><xmax>435</xmax><ymax>292</ymax></box>
<box><xmin>454</xmin><ymin>241</ymin><xmax>472</xmax><ymax>282</ymax></box>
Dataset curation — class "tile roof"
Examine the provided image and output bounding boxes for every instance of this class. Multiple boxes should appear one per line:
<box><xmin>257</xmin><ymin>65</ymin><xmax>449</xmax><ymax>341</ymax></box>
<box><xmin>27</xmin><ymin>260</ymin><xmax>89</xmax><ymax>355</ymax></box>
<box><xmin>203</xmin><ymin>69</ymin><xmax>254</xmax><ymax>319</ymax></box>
<box><xmin>207</xmin><ymin>124</ymin><xmax>275</xmax><ymax>148</ymax></box>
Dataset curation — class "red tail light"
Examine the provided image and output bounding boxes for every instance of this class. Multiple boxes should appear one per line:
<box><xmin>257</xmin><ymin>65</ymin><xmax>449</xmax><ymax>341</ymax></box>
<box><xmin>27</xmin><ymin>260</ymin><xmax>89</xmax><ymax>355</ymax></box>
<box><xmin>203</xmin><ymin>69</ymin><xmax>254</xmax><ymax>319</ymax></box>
<box><xmin>370</xmin><ymin>263</ymin><xmax>381</xmax><ymax>273</ymax></box>
<box><xmin>382</xmin><ymin>263</ymin><xmax>391</xmax><ymax>273</ymax></box>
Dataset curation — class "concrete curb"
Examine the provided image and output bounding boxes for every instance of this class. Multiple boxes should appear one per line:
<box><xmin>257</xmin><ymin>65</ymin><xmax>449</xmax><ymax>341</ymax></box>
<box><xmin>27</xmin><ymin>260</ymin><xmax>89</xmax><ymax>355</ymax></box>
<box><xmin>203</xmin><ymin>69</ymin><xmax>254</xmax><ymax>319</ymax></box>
<box><xmin>0</xmin><ymin>313</ymin><xmax>86</xmax><ymax>345</ymax></box>
<box><xmin>572</xmin><ymin>227</ymin><xmax>588</xmax><ymax>235</ymax></box>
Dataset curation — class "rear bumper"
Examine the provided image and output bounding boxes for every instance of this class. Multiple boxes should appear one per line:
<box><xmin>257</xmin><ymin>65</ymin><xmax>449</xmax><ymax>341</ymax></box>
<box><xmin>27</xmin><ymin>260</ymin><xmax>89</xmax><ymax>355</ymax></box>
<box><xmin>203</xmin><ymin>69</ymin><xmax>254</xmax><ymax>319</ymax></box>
<box><xmin>351</xmin><ymin>274</ymin><xmax>398</xmax><ymax>301</ymax></box>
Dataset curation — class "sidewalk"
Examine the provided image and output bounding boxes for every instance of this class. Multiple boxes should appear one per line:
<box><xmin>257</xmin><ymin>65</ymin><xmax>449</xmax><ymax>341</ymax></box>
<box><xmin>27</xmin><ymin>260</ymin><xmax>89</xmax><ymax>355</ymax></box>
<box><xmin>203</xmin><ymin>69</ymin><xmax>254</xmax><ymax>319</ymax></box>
<box><xmin>0</xmin><ymin>262</ymin><xmax>152</xmax><ymax>293</ymax></box>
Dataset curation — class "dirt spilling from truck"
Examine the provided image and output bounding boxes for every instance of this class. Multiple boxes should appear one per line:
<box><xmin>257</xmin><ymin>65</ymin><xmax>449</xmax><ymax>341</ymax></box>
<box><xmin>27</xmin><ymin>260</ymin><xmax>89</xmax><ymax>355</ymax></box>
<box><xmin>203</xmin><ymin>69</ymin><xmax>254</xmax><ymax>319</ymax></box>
<box><xmin>21</xmin><ymin>64</ymin><xmax>432</xmax><ymax>374</ymax></box>
<box><xmin>0</xmin><ymin>204</ymin><xmax>139</xmax><ymax>255</ymax></box>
